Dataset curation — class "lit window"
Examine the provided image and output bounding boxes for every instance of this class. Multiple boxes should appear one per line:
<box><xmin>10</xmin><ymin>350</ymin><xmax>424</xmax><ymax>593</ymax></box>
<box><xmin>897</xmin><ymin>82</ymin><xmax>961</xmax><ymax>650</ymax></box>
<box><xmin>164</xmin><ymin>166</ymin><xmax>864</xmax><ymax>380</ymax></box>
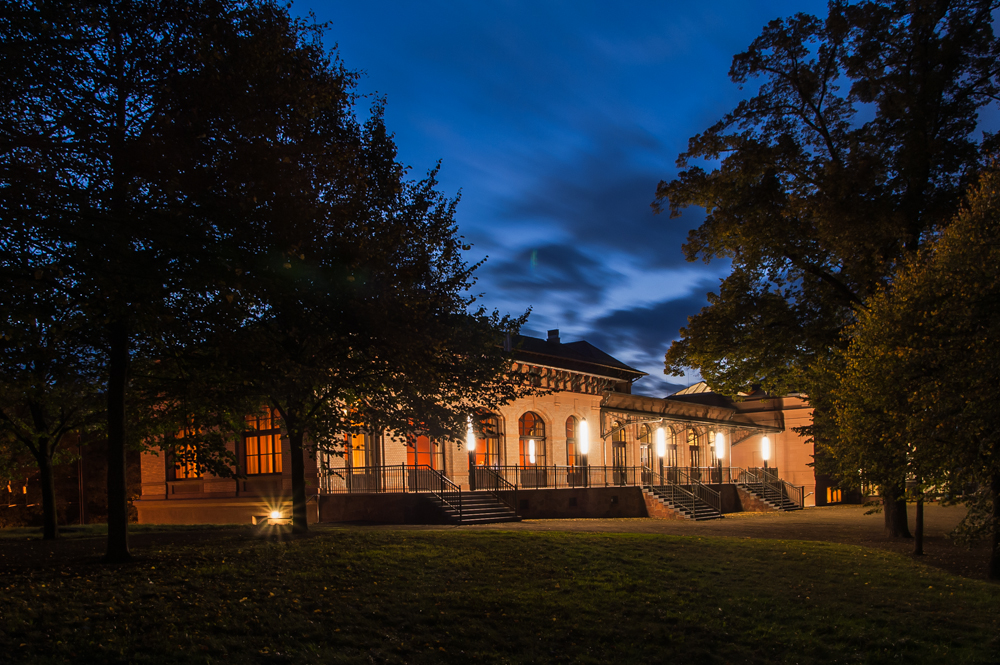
<box><xmin>170</xmin><ymin>427</ymin><xmax>199</xmax><ymax>480</ymax></box>
<box><xmin>639</xmin><ymin>425</ymin><xmax>651</xmax><ymax>468</ymax></box>
<box><xmin>350</xmin><ymin>431</ymin><xmax>367</xmax><ymax>468</ymax></box>
<box><xmin>244</xmin><ymin>407</ymin><xmax>283</xmax><ymax>475</ymax></box>
<box><xmin>475</xmin><ymin>414</ymin><xmax>503</xmax><ymax>466</ymax></box>
<box><xmin>518</xmin><ymin>412</ymin><xmax>546</xmax><ymax>468</ymax></box>
<box><xmin>407</xmin><ymin>433</ymin><xmax>444</xmax><ymax>469</ymax></box>
<box><xmin>565</xmin><ymin>416</ymin><xmax>581</xmax><ymax>466</ymax></box>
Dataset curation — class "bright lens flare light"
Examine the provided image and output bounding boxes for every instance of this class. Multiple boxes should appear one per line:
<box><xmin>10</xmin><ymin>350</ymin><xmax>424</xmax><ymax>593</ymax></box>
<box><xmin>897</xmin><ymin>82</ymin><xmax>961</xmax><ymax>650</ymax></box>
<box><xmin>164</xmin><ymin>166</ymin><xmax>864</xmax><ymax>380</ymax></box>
<box><xmin>655</xmin><ymin>427</ymin><xmax>666</xmax><ymax>457</ymax></box>
<box><xmin>528</xmin><ymin>439</ymin><xmax>536</xmax><ymax>464</ymax></box>
<box><xmin>761</xmin><ymin>435</ymin><xmax>771</xmax><ymax>462</ymax></box>
<box><xmin>715</xmin><ymin>431</ymin><xmax>725</xmax><ymax>461</ymax></box>
<box><xmin>270</xmin><ymin>510</ymin><xmax>281</xmax><ymax>520</ymax></box>
<box><xmin>579</xmin><ymin>419</ymin><xmax>589</xmax><ymax>455</ymax></box>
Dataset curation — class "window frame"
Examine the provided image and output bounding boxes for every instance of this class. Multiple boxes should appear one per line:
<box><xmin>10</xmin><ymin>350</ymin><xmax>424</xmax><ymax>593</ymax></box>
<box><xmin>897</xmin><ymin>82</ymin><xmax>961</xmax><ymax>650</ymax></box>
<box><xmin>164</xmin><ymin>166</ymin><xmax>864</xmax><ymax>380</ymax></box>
<box><xmin>518</xmin><ymin>412</ymin><xmax>546</xmax><ymax>468</ymax></box>
<box><xmin>244</xmin><ymin>406</ymin><xmax>283</xmax><ymax>476</ymax></box>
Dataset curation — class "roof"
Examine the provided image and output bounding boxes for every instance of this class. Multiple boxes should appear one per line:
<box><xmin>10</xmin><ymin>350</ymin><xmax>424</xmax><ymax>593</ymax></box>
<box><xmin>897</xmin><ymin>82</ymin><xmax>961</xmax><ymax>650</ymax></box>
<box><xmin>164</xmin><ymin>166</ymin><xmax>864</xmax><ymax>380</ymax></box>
<box><xmin>511</xmin><ymin>334</ymin><xmax>646</xmax><ymax>382</ymax></box>
<box><xmin>601</xmin><ymin>391</ymin><xmax>784</xmax><ymax>433</ymax></box>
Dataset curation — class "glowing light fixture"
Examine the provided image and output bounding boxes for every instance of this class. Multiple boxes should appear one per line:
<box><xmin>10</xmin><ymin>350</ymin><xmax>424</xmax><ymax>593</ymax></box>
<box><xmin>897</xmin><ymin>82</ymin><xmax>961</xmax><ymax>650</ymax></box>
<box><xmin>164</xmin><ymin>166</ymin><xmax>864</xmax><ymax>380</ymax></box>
<box><xmin>655</xmin><ymin>427</ymin><xmax>666</xmax><ymax>457</ymax></box>
<box><xmin>466</xmin><ymin>417</ymin><xmax>476</xmax><ymax>454</ymax></box>
<box><xmin>761</xmin><ymin>436</ymin><xmax>771</xmax><ymax>462</ymax></box>
<box><xmin>528</xmin><ymin>439</ymin><xmax>536</xmax><ymax>464</ymax></box>
<box><xmin>270</xmin><ymin>510</ymin><xmax>281</xmax><ymax>520</ymax></box>
<box><xmin>579</xmin><ymin>419</ymin><xmax>589</xmax><ymax>455</ymax></box>
<box><xmin>715</xmin><ymin>431</ymin><xmax>725</xmax><ymax>461</ymax></box>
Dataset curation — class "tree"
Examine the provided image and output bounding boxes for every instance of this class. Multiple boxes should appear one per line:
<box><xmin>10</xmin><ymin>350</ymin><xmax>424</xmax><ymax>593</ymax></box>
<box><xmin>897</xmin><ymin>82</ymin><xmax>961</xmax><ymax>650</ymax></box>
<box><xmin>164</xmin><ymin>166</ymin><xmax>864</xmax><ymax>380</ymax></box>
<box><xmin>835</xmin><ymin>165</ymin><xmax>1000</xmax><ymax>577</ymax></box>
<box><xmin>0</xmin><ymin>272</ymin><xmax>104</xmax><ymax>540</ymax></box>
<box><xmin>0</xmin><ymin>0</ymin><xmax>367</xmax><ymax>560</ymax></box>
<box><xmin>655</xmin><ymin>0</ymin><xmax>1000</xmax><ymax>534</ymax></box>
<box><xmin>225</xmin><ymin>133</ymin><xmax>530</xmax><ymax>532</ymax></box>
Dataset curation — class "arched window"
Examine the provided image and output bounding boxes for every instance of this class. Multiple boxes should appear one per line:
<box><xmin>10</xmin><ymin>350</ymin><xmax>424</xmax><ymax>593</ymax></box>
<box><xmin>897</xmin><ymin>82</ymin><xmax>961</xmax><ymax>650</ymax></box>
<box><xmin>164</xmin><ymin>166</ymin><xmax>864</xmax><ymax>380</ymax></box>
<box><xmin>565</xmin><ymin>416</ymin><xmax>581</xmax><ymax>466</ymax></box>
<box><xmin>638</xmin><ymin>425</ymin><xmax>651</xmax><ymax>469</ymax></box>
<box><xmin>667</xmin><ymin>428</ymin><xmax>679</xmax><ymax>467</ymax></box>
<box><xmin>245</xmin><ymin>406</ymin><xmax>283</xmax><ymax>475</ymax></box>
<box><xmin>687</xmin><ymin>428</ymin><xmax>701</xmax><ymax>476</ymax></box>
<box><xmin>475</xmin><ymin>414</ymin><xmax>503</xmax><ymax>466</ymax></box>
<box><xmin>518</xmin><ymin>412</ymin><xmax>546</xmax><ymax>467</ymax></box>
<box><xmin>611</xmin><ymin>421</ymin><xmax>627</xmax><ymax>465</ymax></box>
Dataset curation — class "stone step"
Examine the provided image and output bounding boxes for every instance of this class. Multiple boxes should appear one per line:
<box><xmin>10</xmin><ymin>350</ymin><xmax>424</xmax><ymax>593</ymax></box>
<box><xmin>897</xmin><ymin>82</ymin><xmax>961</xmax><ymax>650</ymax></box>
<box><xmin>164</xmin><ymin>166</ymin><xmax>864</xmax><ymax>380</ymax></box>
<box><xmin>425</xmin><ymin>495</ymin><xmax>520</xmax><ymax>524</ymax></box>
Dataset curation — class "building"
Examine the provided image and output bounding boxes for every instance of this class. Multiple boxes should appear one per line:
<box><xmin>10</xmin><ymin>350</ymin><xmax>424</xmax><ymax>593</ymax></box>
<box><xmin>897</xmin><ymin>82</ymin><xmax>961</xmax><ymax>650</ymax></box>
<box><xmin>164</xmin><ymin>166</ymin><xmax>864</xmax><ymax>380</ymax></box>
<box><xmin>136</xmin><ymin>330</ymin><xmax>818</xmax><ymax>525</ymax></box>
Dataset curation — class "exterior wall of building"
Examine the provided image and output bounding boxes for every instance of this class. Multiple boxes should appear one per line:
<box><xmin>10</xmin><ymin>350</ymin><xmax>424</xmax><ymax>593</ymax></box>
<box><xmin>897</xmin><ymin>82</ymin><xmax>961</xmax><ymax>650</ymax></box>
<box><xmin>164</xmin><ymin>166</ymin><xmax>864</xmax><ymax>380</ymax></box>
<box><xmin>729</xmin><ymin>395</ymin><xmax>816</xmax><ymax>507</ymax></box>
<box><xmin>137</xmin><ymin>426</ymin><xmax>322</xmax><ymax>524</ymax></box>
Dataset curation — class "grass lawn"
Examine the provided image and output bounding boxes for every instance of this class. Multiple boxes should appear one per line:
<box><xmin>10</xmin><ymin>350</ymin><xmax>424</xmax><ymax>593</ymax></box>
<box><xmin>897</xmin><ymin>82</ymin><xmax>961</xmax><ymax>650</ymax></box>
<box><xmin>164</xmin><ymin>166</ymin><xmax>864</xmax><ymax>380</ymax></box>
<box><xmin>1</xmin><ymin>527</ymin><xmax>998</xmax><ymax>664</ymax></box>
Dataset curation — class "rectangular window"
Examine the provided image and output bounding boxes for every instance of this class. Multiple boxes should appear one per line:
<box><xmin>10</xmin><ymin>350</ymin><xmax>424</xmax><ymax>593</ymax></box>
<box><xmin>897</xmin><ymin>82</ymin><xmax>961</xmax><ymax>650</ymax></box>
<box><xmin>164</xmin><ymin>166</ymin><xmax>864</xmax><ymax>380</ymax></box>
<box><xmin>168</xmin><ymin>427</ymin><xmax>199</xmax><ymax>481</ymax></box>
<box><xmin>173</xmin><ymin>444</ymin><xmax>199</xmax><ymax>479</ymax></box>
<box><xmin>407</xmin><ymin>434</ymin><xmax>443</xmax><ymax>469</ymax></box>
<box><xmin>350</xmin><ymin>432</ymin><xmax>367</xmax><ymax>468</ymax></box>
<box><xmin>245</xmin><ymin>407</ymin><xmax>283</xmax><ymax>475</ymax></box>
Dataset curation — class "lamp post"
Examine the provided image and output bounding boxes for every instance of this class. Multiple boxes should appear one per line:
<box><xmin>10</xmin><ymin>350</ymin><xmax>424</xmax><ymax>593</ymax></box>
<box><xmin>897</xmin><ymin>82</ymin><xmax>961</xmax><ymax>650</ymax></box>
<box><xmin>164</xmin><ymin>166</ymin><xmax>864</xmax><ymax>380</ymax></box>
<box><xmin>761</xmin><ymin>435</ymin><xmax>771</xmax><ymax>475</ymax></box>
<box><xmin>655</xmin><ymin>426</ymin><xmax>666</xmax><ymax>483</ymax></box>
<box><xmin>466</xmin><ymin>417</ymin><xmax>476</xmax><ymax>490</ymax></box>
<box><xmin>579</xmin><ymin>418</ymin><xmax>589</xmax><ymax>487</ymax></box>
<box><xmin>714</xmin><ymin>431</ymin><xmax>725</xmax><ymax>484</ymax></box>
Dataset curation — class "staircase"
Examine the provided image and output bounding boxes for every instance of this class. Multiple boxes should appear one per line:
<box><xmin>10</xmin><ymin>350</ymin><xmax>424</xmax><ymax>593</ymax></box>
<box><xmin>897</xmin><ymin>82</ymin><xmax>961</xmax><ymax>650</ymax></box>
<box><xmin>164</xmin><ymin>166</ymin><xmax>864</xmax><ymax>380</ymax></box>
<box><xmin>425</xmin><ymin>492</ymin><xmax>521</xmax><ymax>525</ymax></box>
<box><xmin>644</xmin><ymin>485</ymin><xmax>722</xmax><ymax>521</ymax></box>
<box><xmin>737</xmin><ymin>480</ymin><xmax>803</xmax><ymax>511</ymax></box>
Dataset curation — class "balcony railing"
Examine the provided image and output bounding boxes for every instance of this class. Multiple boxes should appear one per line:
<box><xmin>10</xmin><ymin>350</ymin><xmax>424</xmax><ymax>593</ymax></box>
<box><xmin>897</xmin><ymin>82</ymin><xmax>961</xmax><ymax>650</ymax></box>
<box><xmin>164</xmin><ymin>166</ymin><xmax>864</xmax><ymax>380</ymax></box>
<box><xmin>321</xmin><ymin>464</ymin><xmax>455</xmax><ymax>494</ymax></box>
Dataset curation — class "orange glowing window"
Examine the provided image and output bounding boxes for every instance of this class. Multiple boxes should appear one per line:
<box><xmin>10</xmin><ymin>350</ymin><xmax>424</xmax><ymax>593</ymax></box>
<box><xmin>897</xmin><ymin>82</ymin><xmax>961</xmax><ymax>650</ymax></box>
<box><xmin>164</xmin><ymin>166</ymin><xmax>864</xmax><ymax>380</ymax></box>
<box><xmin>170</xmin><ymin>426</ymin><xmax>200</xmax><ymax>480</ymax></box>
<box><xmin>518</xmin><ymin>412</ymin><xmax>546</xmax><ymax>468</ymax></box>
<box><xmin>244</xmin><ymin>406</ymin><xmax>283</xmax><ymax>475</ymax></box>
<box><xmin>407</xmin><ymin>434</ymin><xmax>437</xmax><ymax>469</ymax></box>
<box><xmin>474</xmin><ymin>414</ymin><xmax>502</xmax><ymax>466</ymax></box>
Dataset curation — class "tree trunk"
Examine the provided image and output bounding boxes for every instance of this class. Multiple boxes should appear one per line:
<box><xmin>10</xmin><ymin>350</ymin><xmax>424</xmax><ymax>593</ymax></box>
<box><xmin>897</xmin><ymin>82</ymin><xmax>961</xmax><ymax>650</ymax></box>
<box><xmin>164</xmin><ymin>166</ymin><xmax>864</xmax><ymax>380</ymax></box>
<box><xmin>288</xmin><ymin>428</ymin><xmax>308</xmax><ymax>534</ymax></box>
<box><xmin>105</xmin><ymin>319</ymin><xmax>132</xmax><ymax>562</ymax></box>
<box><xmin>38</xmin><ymin>443</ymin><xmax>58</xmax><ymax>540</ymax></box>
<box><xmin>882</xmin><ymin>484</ymin><xmax>912</xmax><ymax>538</ymax></box>
<box><xmin>914</xmin><ymin>492</ymin><xmax>923</xmax><ymax>556</ymax></box>
<box><xmin>990</xmin><ymin>472</ymin><xmax>1000</xmax><ymax>581</ymax></box>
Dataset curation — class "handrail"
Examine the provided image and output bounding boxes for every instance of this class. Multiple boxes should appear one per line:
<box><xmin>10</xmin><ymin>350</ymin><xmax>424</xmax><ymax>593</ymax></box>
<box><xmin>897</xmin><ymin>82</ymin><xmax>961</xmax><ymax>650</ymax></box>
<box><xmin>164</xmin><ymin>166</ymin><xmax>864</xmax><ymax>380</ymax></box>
<box><xmin>476</xmin><ymin>465</ymin><xmax>518</xmax><ymax>516</ymax></box>
<box><xmin>674</xmin><ymin>468</ymin><xmax>722</xmax><ymax>515</ymax></box>
<box><xmin>419</xmin><ymin>464</ymin><xmax>463</xmax><ymax>520</ymax></box>
<box><xmin>737</xmin><ymin>467</ymin><xmax>805</xmax><ymax>510</ymax></box>
<box><xmin>643</xmin><ymin>467</ymin><xmax>699</xmax><ymax>517</ymax></box>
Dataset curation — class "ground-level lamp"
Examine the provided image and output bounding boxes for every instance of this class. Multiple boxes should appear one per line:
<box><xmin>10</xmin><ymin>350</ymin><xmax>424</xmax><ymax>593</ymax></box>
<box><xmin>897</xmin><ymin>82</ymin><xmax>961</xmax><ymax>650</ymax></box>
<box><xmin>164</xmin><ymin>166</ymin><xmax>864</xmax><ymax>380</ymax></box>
<box><xmin>655</xmin><ymin>426</ymin><xmax>666</xmax><ymax>480</ymax></box>
<box><xmin>579</xmin><ymin>418</ymin><xmax>589</xmax><ymax>486</ymax></box>
<box><xmin>761</xmin><ymin>435</ymin><xmax>771</xmax><ymax>472</ymax></box>
<box><xmin>528</xmin><ymin>439</ymin><xmax>536</xmax><ymax>464</ymax></box>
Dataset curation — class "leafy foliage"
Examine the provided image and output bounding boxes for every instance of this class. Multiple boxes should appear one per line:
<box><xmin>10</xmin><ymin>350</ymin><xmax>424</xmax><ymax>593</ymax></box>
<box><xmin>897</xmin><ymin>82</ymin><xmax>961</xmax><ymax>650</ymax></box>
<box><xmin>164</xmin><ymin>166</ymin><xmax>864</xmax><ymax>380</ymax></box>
<box><xmin>657</xmin><ymin>0</ymin><xmax>1000</xmax><ymax>397</ymax></box>
<box><xmin>834</xmin><ymin>166</ymin><xmax>1000</xmax><ymax>575</ymax></box>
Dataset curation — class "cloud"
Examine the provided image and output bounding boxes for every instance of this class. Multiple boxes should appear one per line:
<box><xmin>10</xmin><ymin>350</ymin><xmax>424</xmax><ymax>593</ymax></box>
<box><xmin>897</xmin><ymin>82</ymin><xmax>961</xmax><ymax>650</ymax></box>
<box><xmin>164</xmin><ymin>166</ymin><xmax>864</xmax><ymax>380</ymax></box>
<box><xmin>582</xmin><ymin>289</ymin><xmax>717</xmax><ymax>396</ymax></box>
<box><xmin>479</xmin><ymin>243</ymin><xmax>627</xmax><ymax>305</ymax></box>
<box><xmin>496</xmin><ymin>120</ymin><xmax>705</xmax><ymax>270</ymax></box>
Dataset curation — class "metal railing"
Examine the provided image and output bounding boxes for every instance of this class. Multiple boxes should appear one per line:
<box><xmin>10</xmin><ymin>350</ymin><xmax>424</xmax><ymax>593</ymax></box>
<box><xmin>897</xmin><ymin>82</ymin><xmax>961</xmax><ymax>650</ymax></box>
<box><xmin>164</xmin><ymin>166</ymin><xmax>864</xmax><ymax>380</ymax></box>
<box><xmin>430</xmin><ymin>469</ymin><xmax>464</xmax><ymax>520</ymax></box>
<box><xmin>642</xmin><ymin>466</ymin><xmax>722</xmax><ymax>517</ymax></box>
<box><xmin>643</xmin><ymin>469</ymin><xmax>699</xmax><ymax>517</ymax></box>
<box><xmin>474</xmin><ymin>466</ymin><xmax>518</xmax><ymax>516</ymax></box>
<box><xmin>472</xmin><ymin>464</ymin><xmax>649</xmax><ymax>489</ymax></box>
<box><xmin>737</xmin><ymin>467</ymin><xmax>805</xmax><ymax>510</ymax></box>
<box><xmin>320</xmin><ymin>464</ymin><xmax>451</xmax><ymax>494</ymax></box>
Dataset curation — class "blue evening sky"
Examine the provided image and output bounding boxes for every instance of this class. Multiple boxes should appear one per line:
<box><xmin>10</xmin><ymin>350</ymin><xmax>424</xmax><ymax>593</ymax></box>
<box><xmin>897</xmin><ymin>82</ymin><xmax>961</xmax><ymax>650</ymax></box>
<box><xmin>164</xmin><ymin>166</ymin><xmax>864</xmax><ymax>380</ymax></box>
<box><xmin>298</xmin><ymin>1</ymin><xmax>831</xmax><ymax>396</ymax></box>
